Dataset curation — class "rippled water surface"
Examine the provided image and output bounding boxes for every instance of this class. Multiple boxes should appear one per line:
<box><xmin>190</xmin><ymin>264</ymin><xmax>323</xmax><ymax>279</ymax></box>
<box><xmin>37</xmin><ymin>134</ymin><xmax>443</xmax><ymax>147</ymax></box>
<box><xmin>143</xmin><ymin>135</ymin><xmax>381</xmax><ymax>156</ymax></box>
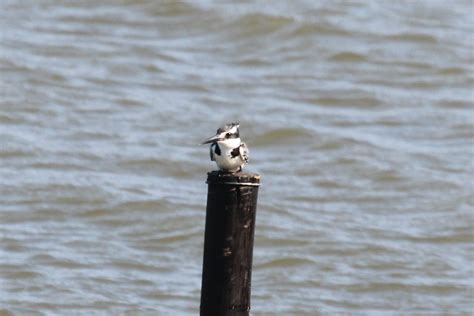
<box><xmin>1</xmin><ymin>1</ymin><xmax>473</xmax><ymax>315</ymax></box>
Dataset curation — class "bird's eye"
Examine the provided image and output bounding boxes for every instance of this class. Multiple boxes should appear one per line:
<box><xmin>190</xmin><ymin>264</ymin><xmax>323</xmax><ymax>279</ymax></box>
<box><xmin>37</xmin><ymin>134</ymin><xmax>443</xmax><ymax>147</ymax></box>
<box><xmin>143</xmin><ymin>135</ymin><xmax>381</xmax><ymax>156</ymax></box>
<box><xmin>226</xmin><ymin>133</ymin><xmax>231</xmax><ymax>138</ymax></box>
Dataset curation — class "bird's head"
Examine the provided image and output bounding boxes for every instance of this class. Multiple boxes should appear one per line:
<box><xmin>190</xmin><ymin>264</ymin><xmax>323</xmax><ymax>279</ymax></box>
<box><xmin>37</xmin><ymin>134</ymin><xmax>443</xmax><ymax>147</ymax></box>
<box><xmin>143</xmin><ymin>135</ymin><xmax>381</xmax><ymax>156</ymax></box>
<box><xmin>202</xmin><ymin>122</ymin><xmax>240</xmax><ymax>144</ymax></box>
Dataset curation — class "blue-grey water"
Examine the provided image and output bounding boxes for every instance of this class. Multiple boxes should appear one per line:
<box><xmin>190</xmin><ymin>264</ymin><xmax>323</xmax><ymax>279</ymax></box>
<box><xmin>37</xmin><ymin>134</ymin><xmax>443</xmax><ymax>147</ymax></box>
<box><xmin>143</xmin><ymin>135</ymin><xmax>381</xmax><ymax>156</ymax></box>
<box><xmin>1</xmin><ymin>1</ymin><xmax>473</xmax><ymax>315</ymax></box>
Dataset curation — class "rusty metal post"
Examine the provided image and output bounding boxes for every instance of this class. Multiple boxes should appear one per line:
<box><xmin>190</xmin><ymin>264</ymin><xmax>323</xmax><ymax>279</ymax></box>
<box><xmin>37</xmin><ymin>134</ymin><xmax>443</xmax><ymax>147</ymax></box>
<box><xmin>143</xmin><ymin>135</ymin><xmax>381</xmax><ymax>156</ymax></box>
<box><xmin>200</xmin><ymin>171</ymin><xmax>261</xmax><ymax>316</ymax></box>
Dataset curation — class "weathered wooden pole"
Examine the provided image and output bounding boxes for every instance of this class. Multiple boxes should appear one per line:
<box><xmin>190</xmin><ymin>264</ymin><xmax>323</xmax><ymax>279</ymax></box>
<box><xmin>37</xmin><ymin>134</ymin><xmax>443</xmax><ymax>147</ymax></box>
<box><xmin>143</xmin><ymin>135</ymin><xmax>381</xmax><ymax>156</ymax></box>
<box><xmin>200</xmin><ymin>171</ymin><xmax>261</xmax><ymax>316</ymax></box>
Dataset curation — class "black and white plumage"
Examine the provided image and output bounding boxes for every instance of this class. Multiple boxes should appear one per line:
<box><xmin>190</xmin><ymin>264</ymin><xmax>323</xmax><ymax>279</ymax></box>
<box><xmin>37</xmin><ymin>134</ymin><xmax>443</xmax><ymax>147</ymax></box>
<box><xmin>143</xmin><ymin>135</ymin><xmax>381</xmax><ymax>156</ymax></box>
<box><xmin>202</xmin><ymin>122</ymin><xmax>249</xmax><ymax>172</ymax></box>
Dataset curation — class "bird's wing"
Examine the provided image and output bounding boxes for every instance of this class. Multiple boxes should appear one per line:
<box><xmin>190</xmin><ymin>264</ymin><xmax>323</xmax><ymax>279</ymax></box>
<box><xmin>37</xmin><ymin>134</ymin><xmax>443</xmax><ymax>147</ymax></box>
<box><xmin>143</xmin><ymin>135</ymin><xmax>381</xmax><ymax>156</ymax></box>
<box><xmin>210</xmin><ymin>144</ymin><xmax>215</xmax><ymax>161</ymax></box>
<box><xmin>239</xmin><ymin>142</ymin><xmax>249</xmax><ymax>163</ymax></box>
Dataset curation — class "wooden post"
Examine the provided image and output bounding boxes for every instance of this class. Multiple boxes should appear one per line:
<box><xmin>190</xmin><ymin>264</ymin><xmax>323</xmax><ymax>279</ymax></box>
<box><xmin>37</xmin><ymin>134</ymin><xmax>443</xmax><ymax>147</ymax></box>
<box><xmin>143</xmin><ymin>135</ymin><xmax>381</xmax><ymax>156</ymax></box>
<box><xmin>200</xmin><ymin>171</ymin><xmax>261</xmax><ymax>316</ymax></box>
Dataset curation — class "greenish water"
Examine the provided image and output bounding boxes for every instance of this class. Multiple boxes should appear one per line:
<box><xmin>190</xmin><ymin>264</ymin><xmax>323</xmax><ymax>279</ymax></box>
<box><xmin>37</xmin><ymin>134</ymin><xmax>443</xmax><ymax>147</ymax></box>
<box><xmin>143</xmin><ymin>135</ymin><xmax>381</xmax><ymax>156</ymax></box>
<box><xmin>1</xmin><ymin>1</ymin><xmax>473</xmax><ymax>314</ymax></box>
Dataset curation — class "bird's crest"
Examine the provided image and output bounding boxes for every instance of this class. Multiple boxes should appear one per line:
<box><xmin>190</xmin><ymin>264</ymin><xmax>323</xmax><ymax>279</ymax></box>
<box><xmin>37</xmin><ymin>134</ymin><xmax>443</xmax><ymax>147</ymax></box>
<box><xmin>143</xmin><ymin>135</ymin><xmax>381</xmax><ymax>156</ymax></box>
<box><xmin>217</xmin><ymin>122</ymin><xmax>239</xmax><ymax>134</ymax></box>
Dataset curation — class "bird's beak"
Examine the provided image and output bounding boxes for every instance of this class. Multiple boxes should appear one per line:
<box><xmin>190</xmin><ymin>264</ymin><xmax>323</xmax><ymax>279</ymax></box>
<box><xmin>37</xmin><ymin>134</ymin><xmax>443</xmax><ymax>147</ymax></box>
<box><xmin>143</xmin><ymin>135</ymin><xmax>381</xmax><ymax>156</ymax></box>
<box><xmin>202</xmin><ymin>134</ymin><xmax>223</xmax><ymax>145</ymax></box>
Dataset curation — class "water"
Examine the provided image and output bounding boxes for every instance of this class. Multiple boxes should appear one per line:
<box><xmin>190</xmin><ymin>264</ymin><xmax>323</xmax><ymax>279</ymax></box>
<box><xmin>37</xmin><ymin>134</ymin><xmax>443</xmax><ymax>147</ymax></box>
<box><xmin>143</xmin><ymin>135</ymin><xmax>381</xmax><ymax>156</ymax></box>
<box><xmin>1</xmin><ymin>0</ymin><xmax>473</xmax><ymax>314</ymax></box>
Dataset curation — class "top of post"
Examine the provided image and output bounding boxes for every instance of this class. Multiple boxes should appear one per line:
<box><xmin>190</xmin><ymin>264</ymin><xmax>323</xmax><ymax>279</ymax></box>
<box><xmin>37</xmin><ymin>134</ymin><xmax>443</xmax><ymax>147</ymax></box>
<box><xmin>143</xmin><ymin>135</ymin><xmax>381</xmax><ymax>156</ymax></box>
<box><xmin>206</xmin><ymin>171</ymin><xmax>260</xmax><ymax>186</ymax></box>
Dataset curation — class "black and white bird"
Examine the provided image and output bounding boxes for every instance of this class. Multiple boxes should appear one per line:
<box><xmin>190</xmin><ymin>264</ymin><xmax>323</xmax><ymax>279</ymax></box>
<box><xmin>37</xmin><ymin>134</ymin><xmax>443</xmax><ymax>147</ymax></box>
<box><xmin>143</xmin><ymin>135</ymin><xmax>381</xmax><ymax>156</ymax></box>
<box><xmin>202</xmin><ymin>122</ymin><xmax>249</xmax><ymax>173</ymax></box>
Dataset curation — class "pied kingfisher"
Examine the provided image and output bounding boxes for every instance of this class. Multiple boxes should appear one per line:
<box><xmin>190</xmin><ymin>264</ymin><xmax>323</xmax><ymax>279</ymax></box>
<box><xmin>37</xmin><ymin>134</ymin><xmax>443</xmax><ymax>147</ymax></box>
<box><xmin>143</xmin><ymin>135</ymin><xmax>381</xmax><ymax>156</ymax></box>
<box><xmin>202</xmin><ymin>122</ymin><xmax>249</xmax><ymax>173</ymax></box>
